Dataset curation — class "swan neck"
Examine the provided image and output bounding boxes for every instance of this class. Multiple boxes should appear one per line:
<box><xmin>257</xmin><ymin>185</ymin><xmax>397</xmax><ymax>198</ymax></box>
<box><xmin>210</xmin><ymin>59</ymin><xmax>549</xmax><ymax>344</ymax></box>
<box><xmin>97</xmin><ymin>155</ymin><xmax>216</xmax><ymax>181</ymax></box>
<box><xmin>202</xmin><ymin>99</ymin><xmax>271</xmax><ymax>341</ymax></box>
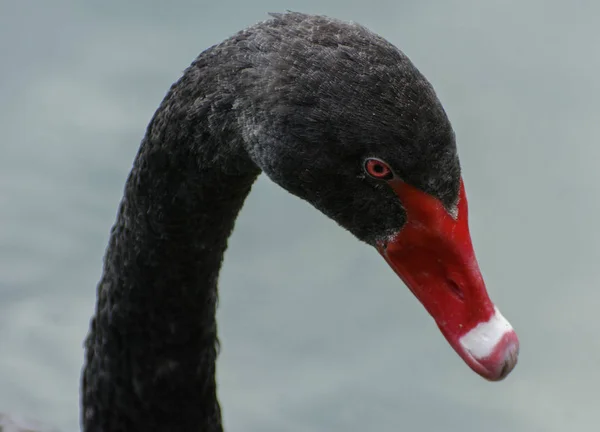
<box><xmin>82</xmin><ymin>57</ymin><xmax>259</xmax><ymax>431</ymax></box>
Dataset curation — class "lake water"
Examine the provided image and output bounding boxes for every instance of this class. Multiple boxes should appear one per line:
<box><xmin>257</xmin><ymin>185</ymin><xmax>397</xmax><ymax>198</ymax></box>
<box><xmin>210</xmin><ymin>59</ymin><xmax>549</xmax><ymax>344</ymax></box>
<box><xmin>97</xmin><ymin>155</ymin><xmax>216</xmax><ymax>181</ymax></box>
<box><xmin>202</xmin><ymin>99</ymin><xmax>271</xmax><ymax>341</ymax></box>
<box><xmin>1</xmin><ymin>1</ymin><xmax>599</xmax><ymax>431</ymax></box>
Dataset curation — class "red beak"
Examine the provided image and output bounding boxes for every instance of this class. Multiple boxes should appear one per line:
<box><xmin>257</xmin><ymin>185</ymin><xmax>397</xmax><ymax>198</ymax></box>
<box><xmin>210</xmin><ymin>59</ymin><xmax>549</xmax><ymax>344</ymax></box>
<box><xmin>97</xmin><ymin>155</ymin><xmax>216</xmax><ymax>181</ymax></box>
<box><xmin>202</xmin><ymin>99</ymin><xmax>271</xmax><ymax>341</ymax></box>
<box><xmin>378</xmin><ymin>178</ymin><xmax>519</xmax><ymax>381</ymax></box>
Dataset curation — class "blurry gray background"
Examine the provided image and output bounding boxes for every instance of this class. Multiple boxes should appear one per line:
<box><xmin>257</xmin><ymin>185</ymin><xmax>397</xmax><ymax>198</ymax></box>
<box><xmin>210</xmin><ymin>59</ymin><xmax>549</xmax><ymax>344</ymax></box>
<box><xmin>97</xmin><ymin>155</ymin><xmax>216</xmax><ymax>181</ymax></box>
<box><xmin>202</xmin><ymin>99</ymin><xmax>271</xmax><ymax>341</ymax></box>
<box><xmin>1</xmin><ymin>0</ymin><xmax>598</xmax><ymax>431</ymax></box>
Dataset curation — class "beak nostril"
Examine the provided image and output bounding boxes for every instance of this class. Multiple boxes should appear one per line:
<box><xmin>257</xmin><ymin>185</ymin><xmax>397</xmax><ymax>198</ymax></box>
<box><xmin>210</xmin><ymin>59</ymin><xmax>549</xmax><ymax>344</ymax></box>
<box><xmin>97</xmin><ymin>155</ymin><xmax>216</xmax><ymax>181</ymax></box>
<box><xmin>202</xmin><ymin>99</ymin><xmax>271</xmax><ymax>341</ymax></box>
<box><xmin>447</xmin><ymin>279</ymin><xmax>464</xmax><ymax>301</ymax></box>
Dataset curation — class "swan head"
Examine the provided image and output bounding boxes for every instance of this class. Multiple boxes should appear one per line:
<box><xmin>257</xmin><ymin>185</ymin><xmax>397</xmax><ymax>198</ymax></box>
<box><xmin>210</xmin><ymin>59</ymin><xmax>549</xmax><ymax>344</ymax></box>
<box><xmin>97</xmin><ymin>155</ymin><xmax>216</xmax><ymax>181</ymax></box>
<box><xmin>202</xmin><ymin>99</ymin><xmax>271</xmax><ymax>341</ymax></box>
<box><xmin>238</xmin><ymin>12</ymin><xmax>519</xmax><ymax>381</ymax></box>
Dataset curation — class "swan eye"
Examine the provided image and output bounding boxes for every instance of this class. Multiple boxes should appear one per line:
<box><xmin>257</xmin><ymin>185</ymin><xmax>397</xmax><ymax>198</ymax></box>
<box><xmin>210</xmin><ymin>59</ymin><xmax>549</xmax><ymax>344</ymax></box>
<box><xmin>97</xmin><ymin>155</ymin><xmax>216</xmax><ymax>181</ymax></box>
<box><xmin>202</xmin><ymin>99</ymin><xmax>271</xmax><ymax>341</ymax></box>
<box><xmin>364</xmin><ymin>158</ymin><xmax>393</xmax><ymax>180</ymax></box>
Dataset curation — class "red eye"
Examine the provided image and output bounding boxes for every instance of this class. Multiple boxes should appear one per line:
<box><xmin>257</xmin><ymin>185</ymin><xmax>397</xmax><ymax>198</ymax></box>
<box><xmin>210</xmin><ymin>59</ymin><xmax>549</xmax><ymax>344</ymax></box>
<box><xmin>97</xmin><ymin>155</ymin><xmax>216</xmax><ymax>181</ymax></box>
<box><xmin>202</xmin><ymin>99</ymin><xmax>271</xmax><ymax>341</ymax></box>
<box><xmin>364</xmin><ymin>158</ymin><xmax>393</xmax><ymax>180</ymax></box>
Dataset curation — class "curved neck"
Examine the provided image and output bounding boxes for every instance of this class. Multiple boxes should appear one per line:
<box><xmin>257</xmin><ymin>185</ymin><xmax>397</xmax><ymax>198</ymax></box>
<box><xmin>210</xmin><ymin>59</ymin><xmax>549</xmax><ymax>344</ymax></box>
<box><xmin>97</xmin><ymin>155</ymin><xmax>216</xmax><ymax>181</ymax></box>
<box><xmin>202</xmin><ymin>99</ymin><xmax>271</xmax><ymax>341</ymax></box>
<box><xmin>81</xmin><ymin>56</ymin><xmax>260</xmax><ymax>431</ymax></box>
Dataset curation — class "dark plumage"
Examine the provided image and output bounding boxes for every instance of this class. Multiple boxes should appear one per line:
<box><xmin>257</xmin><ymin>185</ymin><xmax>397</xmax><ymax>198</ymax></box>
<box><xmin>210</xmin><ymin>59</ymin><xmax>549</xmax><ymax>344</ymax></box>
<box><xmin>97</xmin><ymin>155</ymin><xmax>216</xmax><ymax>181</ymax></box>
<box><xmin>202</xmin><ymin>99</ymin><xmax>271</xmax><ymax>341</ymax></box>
<box><xmin>82</xmin><ymin>12</ymin><xmax>463</xmax><ymax>432</ymax></box>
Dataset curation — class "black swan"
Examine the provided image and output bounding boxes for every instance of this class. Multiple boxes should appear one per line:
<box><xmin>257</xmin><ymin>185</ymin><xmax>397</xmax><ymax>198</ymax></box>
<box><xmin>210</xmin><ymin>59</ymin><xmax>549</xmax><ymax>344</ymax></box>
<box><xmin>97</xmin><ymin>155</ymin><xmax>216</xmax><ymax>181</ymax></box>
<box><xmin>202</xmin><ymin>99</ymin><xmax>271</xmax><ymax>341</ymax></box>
<box><xmin>50</xmin><ymin>11</ymin><xmax>518</xmax><ymax>432</ymax></box>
